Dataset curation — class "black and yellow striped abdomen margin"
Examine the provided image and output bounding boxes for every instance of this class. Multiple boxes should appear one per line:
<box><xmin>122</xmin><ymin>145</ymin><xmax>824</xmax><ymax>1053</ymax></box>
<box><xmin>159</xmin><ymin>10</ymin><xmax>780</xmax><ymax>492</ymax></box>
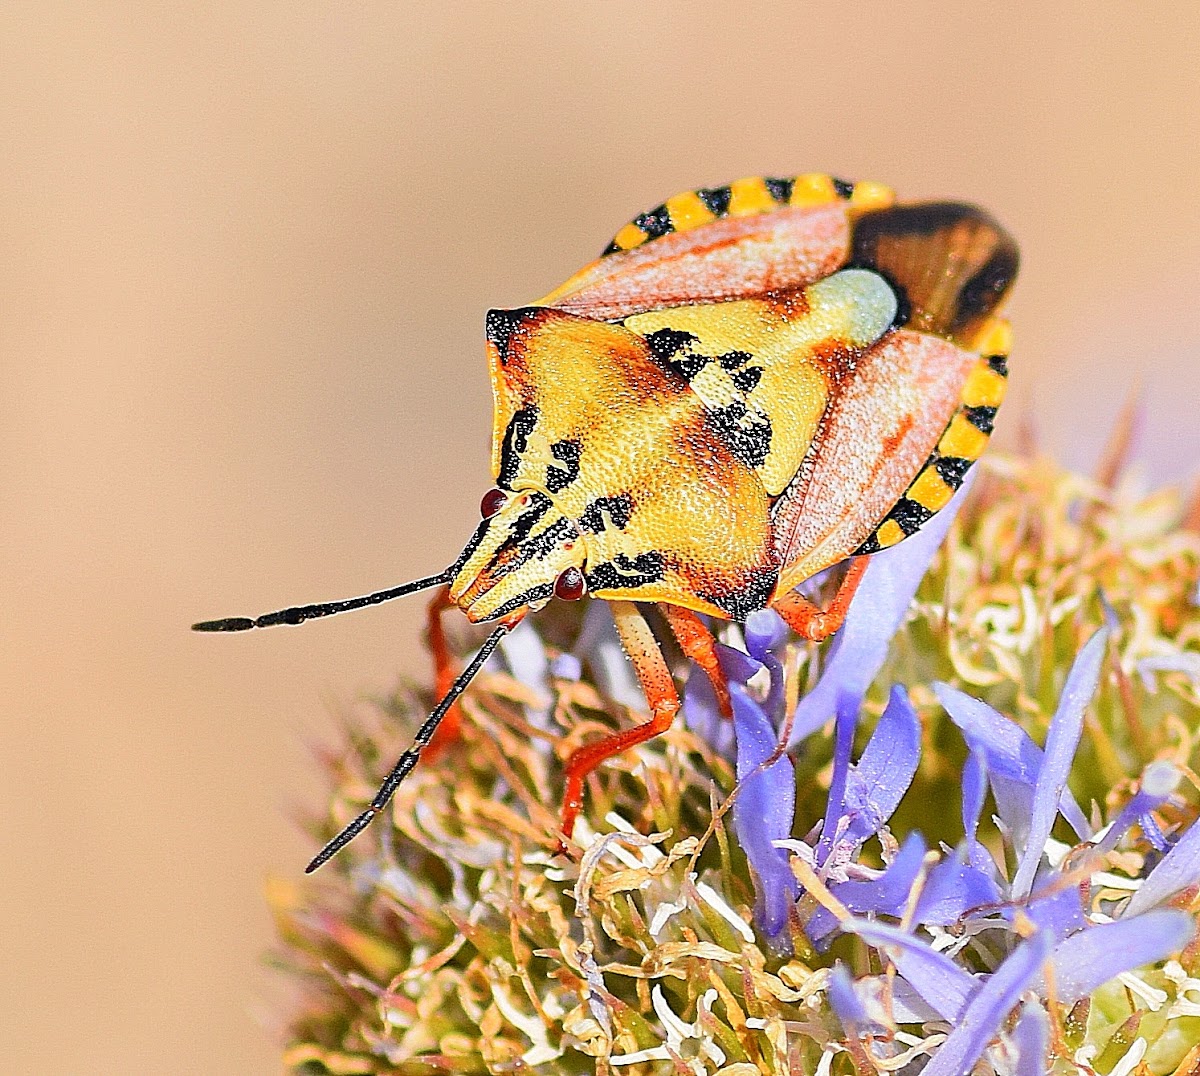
<box><xmin>600</xmin><ymin>174</ymin><xmax>895</xmax><ymax>257</ymax></box>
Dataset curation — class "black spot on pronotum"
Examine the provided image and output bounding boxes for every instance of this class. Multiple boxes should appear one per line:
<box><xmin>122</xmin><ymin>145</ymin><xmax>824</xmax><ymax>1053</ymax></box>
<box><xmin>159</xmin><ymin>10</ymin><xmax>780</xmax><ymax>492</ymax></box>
<box><xmin>485</xmin><ymin>308</ymin><xmax>538</xmax><ymax>365</ymax></box>
<box><xmin>578</xmin><ymin>493</ymin><xmax>633</xmax><ymax>534</ymax></box>
<box><xmin>986</xmin><ymin>354</ymin><xmax>1009</xmax><ymax>378</ymax></box>
<box><xmin>586</xmin><ymin>551</ymin><xmax>665</xmax><ymax>592</ymax></box>
<box><xmin>696</xmin><ymin>185</ymin><xmax>732</xmax><ymax>217</ymax></box>
<box><xmin>498</xmin><ymin>406</ymin><xmax>538</xmax><ymax>488</ymax></box>
<box><xmin>831</xmin><ymin>177</ymin><xmax>855</xmax><ymax>199</ymax></box>
<box><xmin>545</xmin><ymin>439</ymin><xmax>581</xmax><ymax>493</ymax></box>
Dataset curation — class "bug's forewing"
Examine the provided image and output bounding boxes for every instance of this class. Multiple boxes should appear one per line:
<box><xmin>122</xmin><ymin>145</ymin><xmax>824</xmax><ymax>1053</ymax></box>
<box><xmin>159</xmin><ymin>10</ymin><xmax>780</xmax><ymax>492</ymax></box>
<box><xmin>540</xmin><ymin>205</ymin><xmax>851</xmax><ymax>322</ymax></box>
<box><xmin>539</xmin><ymin>174</ymin><xmax>896</xmax><ymax>322</ymax></box>
<box><xmin>771</xmin><ymin>203</ymin><xmax>1018</xmax><ymax>591</ymax></box>
<box><xmin>769</xmin><ymin>329</ymin><xmax>979</xmax><ymax>590</ymax></box>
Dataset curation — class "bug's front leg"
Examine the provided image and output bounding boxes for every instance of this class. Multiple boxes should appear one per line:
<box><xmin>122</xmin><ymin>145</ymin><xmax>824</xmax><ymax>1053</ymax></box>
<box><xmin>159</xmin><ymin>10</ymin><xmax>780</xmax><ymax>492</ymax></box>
<box><xmin>771</xmin><ymin>556</ymin><xmax>869</xmax><ymax>642</ymax></box>
<box><xmin>560</xmin><ymin>600</ymin><xmax>679</xmax><ymax>844</ymax></box>
<box><xmin>425</xmin><ymin>585</ymin><xmax>463</xmax><ymax>754</ymax></box>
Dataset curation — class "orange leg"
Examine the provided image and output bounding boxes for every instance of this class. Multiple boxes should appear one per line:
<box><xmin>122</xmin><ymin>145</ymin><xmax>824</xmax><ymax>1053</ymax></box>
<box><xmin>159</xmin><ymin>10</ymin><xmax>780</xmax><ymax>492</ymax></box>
<box><xmin>660</xmin><ymin>604</ymin><xmax>732</xmax><ymax>720</ymax></box>
<box><xmin>425</xmin><ymin>585</ymin><xmax>463</xmax><ymax>754</ymax></box>
<box><xmin>560</xmin><ymin>600</ymin><xmax>679</xmax><ymax>842</ymax></box>
<box><xmin>772</xmin><ymin>556</ymin><xmax>869</xmax><ymax>642</ymax></box>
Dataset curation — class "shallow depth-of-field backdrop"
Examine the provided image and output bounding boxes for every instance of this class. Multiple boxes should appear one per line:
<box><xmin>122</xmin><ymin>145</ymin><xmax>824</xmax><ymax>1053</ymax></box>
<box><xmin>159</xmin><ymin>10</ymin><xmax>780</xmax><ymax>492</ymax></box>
<box><xmin>3</xmin><ymin>4</ymin><xmax>1199</xmax><ymax>1072</ymax></box>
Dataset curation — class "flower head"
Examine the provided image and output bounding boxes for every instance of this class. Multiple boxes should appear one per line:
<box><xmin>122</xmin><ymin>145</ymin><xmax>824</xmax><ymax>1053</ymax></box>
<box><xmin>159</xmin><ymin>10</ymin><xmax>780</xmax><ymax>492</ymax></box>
<box><xmin>272</xmin><ymin>455</ymin><xmax>1200</xmax><ymax>1074</ymax></box>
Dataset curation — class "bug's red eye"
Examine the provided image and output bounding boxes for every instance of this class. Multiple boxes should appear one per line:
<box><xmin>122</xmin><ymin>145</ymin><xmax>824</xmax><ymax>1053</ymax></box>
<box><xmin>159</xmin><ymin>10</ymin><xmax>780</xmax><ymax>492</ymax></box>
<box><xmin>554</xmin><ymin>566</ymin><xmax>587</xmax><ymax>601</ymax></box>
<box><xmin>480</xmin><ymin>488</ymin><xmax>507</xmax><ymax>518</ymax></box>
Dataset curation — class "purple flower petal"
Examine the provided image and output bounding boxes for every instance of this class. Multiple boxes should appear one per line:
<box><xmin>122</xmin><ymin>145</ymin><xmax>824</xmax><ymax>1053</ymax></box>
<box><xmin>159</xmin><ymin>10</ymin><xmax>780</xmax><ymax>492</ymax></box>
<box><xmin>732</xmin><ymin>682</ymin><xmax>798</xmax><ymax>940</ymax></box>
<box><xmin>961</xmin><ymin>750</ymin><xmax>991</xmax><ymax>870</ymax></box>
<box><xmin>1012</xmin><ymin>1001</ymin><xmax>1050</xmax><ymax>1076</ymax></box>
<box><xmin>935</xmin><ymin>684</ymin><xmax>1090</xmax><ymax>844</ymax></box>
<box><xmin>840</xmin><ymin>685</ymin><xmax>922</xmax><ymax>847</ymax></box>
<box><xmin>1126</xmin><ymin>813</ymin><xmax>1200</xmax><ymax>916</ymax></box>
<box><xmin>1024</xmin><ymin>872</ymin><xmax>1085</xmax><ymax>941</ymax></box>
<box><xmin>550</xmin><ymin>652</ymin><xmax>582</xmax><ymax>681</ymax></box>
<box><xmin>744</xmin><ymin>608</ymin><xmax>788</xmax><ymax>659</ymax></box>
<box><xmin>1141</xmin><ymin>813</ymin><xmax>1170</xmax><ymax>853</ymax></box>
<box><xmin>915</xmin><ymin>846</ymin><xmax>1003</xmax><ymax>926</ymax></box>
<box><xmin>1045</xmin><ymin>911</ymin><xmax>1195</xmax><ymax>1002</ymax></box>
<box><xmin>922</xmin><ymin>931</ymin><xmax>1053</xmax><ymax>1076</ymax></box>
<box><xmin>788</xmin><ymin>475</ymin><xmax>974</xmax><ymax>748</ymax></box>
<box><xmin>883</xmin><ymin>977</ymin><xmax>945</xmax><ymax>1023</ymax></box>
<box><xmin>827</xmin><ymin>962</ymin><xmax>872</xmax><ymax>1036</ymax></box>
<box><xmin>683</xmin><ymin>660</ymin><xmax>734</xmax><ymax>758</ymax></box>
<box><xmin>846</xmin><ymin>920</ymin><xmax>976</xmax><ymax>1021</ymax></box>
<box><xmin>1094</xmin><ymin>761</ymin><xmax>1181</xmax><ymax>856</ymax></box>
<box><xmin>718</xmin><ymin>642</ymin><xmax>764</xmax><ymax>685</ymax></box>
<box><xmin>818</xmin><ymin>689</ymin><xmax>860</xmax><ymax>857</ymax></box>
<box><xmin>807</xmin><ymin>832</ymin><xmax>926</xmax><ymax>944</ymax></box>
<box><xmin>1012</xmin><ymin>628</ymin><xmax>1109</xmax><ymax>899</ymax></box>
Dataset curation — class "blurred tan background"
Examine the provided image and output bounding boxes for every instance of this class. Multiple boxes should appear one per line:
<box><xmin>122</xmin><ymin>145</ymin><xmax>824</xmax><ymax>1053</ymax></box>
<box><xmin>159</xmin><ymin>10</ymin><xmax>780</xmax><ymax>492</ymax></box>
<box><xmin>2</xmin><ymin>3</ymin><xmax>1198</xmax><ymax>1071</ymax></box>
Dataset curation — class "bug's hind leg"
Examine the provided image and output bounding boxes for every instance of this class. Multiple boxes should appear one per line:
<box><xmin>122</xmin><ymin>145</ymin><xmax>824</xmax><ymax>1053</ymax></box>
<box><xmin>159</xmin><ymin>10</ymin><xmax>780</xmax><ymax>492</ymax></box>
<box><xmin>560</xmin><ymin>600</ymin><xmax>679</xmax><ymax>844</ymax></box>
<box><xmin>771</xmin><ymin>556</ymin><xmax>868</xmax><ymax>642</ymax></box>
<box><xmin>425</xmin><ymin>585</ymin><xmax>463</xmax><ymax>755</ymax></box>
<box><xmin>661</xmin><ymin>604</ymin><xmax>732</xmax><ymax>719</ymax></box>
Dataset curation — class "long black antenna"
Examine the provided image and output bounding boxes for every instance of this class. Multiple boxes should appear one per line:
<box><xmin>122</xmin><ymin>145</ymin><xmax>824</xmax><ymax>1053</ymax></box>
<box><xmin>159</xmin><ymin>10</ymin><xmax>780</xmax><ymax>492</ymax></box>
<box><xmin>191</xmin><ymin>570</ymin><xmax>453</xmax><ymax>632</ymax></box>
<box><xmin>304</xmin><ymin>622</ymin><xmax>510</xmax><ymax>873</ymax></box>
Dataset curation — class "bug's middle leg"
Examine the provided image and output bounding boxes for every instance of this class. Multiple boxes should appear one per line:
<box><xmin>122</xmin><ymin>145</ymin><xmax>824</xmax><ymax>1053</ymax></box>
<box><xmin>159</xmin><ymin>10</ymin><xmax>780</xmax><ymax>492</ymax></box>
<box><xmin>660</xmin><ymin>604</ymin><xmax>732</xmax><ymax>719</ymax></box>
<box><xmin>560</xmin><ymin>600</ymin><xmax>679</xmax><ymax>842</ymax></box>
<box><xmin>771</xmin><ymin>556</ymin><xmax>869</xmax><ymax>642</ymax></box>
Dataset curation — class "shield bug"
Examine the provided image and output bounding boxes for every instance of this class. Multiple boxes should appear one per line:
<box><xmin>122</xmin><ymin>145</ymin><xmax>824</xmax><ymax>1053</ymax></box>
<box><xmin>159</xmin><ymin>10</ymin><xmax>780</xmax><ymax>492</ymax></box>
<box><xmin>196</xmin><ymin>174</ymin><xmax>1017</xmax><ymax>871</ymax></box>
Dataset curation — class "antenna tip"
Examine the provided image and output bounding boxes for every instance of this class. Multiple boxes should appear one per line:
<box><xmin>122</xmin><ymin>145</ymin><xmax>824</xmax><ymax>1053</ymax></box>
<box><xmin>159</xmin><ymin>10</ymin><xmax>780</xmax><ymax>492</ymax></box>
<box><xmin>192</xmin><ymin>617</ymin><xmax>255</xmax><ymax>632</ymax></box>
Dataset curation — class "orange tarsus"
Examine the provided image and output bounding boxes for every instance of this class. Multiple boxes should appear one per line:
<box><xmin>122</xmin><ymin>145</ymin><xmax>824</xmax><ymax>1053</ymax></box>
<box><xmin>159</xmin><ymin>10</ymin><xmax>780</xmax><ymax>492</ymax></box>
<box><xmin>771</xmin><ymin>556</ymin><xmax>869</xmax><ymax>641</ymax></box>
<box><xmin>425</xmin><ymin>585</ymin><xmax>462</xmax><ymax>756</ymax></box>
<box><xmin>558</xmin><ymin>600</ymin><xmax>680</xmax><ymax>849</ymax></box>
<box><xmin>661</xmin><ymin>603</ymin><xmax>732</xmax><ymax>719</ymax></box>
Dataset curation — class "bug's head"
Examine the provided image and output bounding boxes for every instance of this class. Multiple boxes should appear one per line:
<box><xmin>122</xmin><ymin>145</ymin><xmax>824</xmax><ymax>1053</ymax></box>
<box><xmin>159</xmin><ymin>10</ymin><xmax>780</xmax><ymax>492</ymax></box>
<box><xmin>449</xmin><ymin>487</ymin><xmax>587</xmax><ymax>622</ymax></box>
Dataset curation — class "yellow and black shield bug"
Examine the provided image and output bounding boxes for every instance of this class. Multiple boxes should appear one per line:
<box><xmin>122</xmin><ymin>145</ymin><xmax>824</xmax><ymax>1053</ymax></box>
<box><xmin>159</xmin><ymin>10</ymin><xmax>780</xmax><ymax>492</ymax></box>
<box><xmin>195</xmin><ymin>174</ymin><xmax>1017</xmax><ymax>871</ymax></box>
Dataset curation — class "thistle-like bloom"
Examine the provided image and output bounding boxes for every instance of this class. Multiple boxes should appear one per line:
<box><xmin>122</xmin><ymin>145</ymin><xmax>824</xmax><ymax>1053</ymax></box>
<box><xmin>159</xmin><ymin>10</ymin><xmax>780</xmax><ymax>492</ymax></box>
<box><xmin>272</xmin><ymin>456</ymin><xmax>1200</xmax><ymax>1075</ymax></box>
<box><xmin>807</xmin><ymin>631</ymin><xmax>1198</xmax><ymax>1070</ymax></box>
